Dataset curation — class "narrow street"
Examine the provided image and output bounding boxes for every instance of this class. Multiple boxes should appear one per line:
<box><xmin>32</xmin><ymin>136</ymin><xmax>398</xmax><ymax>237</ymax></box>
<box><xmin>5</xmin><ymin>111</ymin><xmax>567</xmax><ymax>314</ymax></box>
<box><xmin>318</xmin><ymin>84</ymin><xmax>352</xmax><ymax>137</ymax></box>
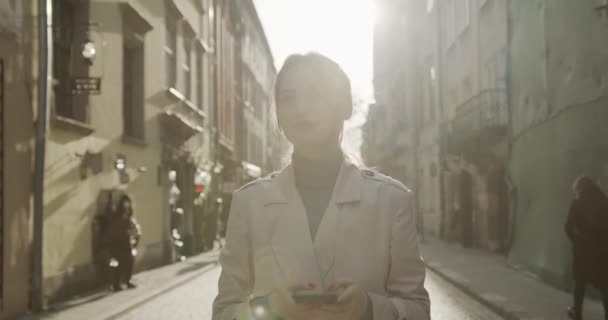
<box><xmin>117</xmin><ymin>267</ymin><xmax>502</xmax><ymax>320</ymax></box>
<box><xmin>3</xmin><ymin>0</ymin><xmax>606</xmax><ymax>319</ymax></box>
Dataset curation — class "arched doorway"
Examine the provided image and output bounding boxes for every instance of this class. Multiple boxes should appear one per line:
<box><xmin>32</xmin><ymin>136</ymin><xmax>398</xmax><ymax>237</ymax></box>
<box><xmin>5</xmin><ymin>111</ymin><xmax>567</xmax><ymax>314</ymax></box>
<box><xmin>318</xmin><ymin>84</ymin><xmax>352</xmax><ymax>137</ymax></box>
<box><xmin>458</xmin><ymin>169</ymin><xmax>474</xmax><ymax>248</ymax></box>
<box><xmin>487</xmin><ymin>166</ymin><xmax>510</xmax><ymax>253</ymax></box>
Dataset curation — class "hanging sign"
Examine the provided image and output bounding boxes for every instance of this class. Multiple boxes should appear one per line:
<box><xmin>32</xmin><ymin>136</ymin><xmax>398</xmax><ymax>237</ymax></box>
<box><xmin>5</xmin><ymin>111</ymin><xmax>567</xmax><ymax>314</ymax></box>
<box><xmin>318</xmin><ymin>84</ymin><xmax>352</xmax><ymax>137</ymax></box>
<box><xmin>72</xmin><ymin>77</ymin><xmax>101</xmax><ymax>95</ymax></box>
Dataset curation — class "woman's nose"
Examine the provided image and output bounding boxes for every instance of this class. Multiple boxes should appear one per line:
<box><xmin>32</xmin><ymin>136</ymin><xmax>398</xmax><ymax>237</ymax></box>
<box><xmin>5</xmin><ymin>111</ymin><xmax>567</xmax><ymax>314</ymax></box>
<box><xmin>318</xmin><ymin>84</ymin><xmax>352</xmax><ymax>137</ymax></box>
<box><xmin>292</xmin><ymin>96</ymin><xmax>308</xmax><ymax>115</ymax></box>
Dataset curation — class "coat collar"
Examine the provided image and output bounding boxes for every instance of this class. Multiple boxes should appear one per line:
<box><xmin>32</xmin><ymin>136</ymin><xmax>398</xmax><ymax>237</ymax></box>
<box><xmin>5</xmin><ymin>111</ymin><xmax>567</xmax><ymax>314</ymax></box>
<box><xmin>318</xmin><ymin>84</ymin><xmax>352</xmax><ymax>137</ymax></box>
<box><xmin>263</xmin><ymin>158</ymin><xmax>363</xmax><ymax>206</ymax></box>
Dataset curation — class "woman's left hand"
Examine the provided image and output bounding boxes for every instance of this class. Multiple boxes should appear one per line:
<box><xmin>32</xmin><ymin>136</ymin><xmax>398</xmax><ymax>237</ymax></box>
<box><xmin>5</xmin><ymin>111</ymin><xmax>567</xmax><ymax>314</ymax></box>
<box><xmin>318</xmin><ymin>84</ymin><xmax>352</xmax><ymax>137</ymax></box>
<box><xmin>318</xmin><ymin>280</ymin><xmax>369</xmax><ymax>319</ymax></box>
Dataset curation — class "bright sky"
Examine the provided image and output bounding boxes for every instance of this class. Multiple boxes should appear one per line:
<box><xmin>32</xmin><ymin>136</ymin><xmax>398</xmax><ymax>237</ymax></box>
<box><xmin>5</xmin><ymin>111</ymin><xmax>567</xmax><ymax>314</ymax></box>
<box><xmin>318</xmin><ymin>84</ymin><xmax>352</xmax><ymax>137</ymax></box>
<box><xmin>253</xmin><ymin>0</ymin><xmax>375</xmax><ymax>158</ymax></box>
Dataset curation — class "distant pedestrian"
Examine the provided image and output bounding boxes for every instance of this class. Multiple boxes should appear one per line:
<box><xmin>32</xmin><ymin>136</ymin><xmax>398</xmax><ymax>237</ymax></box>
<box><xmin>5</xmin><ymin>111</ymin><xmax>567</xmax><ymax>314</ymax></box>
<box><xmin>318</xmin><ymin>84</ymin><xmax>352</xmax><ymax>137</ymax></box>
<box><xmin>106</xmin><ymin>194</ymin><xmax>141</xmax><ymax>291</ymax></box>
<box><xmin>212</xmin><ymin>53</ymin><xmax>430</xmax><ymax>320</ymax></box>
<box><xmin>203</xmin><ymin>197</ymin><xmax>220</xmax><ymax>251</ymax></box>
<box><xmin>565</xmin><ymin>176</ymin><xmax>608</xmax><ymax>320</ymax></box>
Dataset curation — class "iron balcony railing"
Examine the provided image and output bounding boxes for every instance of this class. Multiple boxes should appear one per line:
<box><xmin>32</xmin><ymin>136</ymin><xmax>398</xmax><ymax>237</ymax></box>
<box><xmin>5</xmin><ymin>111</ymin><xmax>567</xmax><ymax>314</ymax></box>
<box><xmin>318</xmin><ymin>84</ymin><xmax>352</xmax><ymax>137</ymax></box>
<box><xmin>445</xmin><ymin>88</ymin><xmax>508</xmax><ymax>146</ymax></box>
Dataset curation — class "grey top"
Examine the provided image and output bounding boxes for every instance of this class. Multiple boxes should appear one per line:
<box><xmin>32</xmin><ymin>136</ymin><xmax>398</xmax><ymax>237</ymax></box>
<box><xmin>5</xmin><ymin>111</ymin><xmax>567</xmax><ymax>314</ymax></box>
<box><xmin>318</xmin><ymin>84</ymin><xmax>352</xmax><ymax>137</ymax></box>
<box><xmin>292</xmin><ymin>152</ymin><xmax>373</xmax><ymax>319</ymax></box>
<box><xmin>292</xmin><ymin>152</ymin><xmax>342</xmax><ymax>240</ymax></box>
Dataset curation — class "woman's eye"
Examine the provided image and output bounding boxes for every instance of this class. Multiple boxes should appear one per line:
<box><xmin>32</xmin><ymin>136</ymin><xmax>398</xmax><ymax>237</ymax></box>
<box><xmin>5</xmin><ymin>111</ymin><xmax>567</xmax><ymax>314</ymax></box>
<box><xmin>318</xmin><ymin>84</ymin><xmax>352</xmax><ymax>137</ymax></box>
<box><xmin>308</xmin><ymin>87</ymin><xmax>323</xmax><ymax>98</ymax></box>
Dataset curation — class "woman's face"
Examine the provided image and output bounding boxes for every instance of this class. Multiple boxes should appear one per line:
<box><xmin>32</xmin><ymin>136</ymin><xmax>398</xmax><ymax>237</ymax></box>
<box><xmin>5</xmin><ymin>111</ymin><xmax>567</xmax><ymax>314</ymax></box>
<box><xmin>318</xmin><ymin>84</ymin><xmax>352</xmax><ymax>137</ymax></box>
<box><xmin>276</xmin><ymin>63</ymin><xmax>347</xmax><ymax>151</ymax></box>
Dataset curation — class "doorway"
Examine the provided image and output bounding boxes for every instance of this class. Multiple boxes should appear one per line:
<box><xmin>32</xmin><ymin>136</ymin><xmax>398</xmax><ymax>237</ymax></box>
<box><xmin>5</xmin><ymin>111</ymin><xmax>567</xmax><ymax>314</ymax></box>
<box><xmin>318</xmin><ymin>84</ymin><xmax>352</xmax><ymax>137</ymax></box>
<box><xmin>459</xmin><ymin>170</ymin><xmax>474</xmax><ymax>247</ymax></box>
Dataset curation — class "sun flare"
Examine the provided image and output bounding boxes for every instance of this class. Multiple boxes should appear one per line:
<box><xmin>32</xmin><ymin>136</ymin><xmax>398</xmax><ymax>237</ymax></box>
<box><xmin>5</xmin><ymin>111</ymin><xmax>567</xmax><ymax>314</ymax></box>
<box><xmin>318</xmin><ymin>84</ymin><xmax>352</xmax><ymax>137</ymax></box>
<box><xmin>254</xmin><ymin>0</ymin><xmax>374</xmax><ymax>100</ymax></box>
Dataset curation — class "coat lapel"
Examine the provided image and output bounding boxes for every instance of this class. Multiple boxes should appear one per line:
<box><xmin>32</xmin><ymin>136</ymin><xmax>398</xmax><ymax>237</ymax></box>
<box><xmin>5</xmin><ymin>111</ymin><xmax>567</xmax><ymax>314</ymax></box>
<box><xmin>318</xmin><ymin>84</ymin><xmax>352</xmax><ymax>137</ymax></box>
<box><xmin>265</xmin><ymin>164</ymin><xmax>323</xmax><ymax>286</ymax></box>
<box><xmin>313</xmin><ymin>161</ymin><xmax>363</xmax><ymax>287</ymax></box>
<box><xmin>263</xmin><ymin>160</ymin><xmax>363</xmax><ymax>289</ymax></box>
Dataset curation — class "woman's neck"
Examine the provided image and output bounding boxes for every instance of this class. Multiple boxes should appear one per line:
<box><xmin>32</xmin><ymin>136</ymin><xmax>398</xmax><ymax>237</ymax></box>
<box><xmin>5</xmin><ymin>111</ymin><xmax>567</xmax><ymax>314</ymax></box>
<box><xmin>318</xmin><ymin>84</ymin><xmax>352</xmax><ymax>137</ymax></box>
<box><xmin>292</xmin><ymin>147</ymin><xmax>343</xmax><ymax>188</ymax></box>
<box><xmin>292</xmin><ymin>143</ymin><xmax>342</xmax><ymax>161</ymax></box>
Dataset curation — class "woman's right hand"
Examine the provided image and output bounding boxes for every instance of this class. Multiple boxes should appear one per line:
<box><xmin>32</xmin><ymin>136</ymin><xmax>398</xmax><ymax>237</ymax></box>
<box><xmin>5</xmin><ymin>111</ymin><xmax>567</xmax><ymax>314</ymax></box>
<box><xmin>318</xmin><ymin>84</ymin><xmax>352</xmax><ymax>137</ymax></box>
<box><xmin>267</xmin><ymin>283</ymin><xmax>321</xmax><ymax>320</ymax></box>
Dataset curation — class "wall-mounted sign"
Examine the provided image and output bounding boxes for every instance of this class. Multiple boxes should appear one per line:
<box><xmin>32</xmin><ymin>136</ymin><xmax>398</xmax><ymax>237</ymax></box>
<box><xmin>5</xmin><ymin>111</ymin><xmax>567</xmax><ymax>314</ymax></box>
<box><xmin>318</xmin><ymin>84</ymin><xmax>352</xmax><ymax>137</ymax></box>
<box><xmin>72</xmin><ymin>77</ymin><xmax>101</xmax><ymax>95</ymax></box>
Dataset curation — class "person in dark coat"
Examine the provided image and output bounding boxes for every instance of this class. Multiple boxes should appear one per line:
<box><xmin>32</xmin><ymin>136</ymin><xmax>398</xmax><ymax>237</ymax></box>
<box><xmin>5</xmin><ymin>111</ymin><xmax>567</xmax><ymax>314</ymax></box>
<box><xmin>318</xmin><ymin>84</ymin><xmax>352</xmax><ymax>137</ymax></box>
<box><xmin>565</xmin><ymin>176</ymin><xmax>608</xmax><ymax>320</ymax></box>
<box><xmin>106</xmin><ymin>194</ymin><xmax>141</xmax><ymax>291</ymax></box>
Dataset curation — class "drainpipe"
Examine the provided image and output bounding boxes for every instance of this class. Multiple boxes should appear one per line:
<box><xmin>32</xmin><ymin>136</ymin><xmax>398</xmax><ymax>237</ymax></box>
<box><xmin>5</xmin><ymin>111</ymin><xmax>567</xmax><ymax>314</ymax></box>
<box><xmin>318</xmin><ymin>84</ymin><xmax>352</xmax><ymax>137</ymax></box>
<box><xmin>504</xmin><ymin>0</ymin><xmax>516</xmax><ymax>252</ymax></box>
<box><xmin>32</xmin><ymin>0</ymin><xmax>50</xmax><ymax>312</ymax></box>
<box><xmin>435</xmin><ymin>1</ymin><xmax>447</xmax><ymax>239</ymax></box>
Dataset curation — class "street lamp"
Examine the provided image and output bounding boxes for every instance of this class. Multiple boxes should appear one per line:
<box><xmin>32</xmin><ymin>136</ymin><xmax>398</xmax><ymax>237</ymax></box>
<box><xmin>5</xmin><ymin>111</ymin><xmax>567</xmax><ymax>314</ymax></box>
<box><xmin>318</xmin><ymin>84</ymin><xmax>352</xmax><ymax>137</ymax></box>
<box><xmin>81</xmin><ymin>40</ymin><xmax>97</xmax><ymax>65</ymax></box>
<box><xmin>114</xmin><ymin>154</ymin><xmax>129</xmax><ymax>184</ymax></box>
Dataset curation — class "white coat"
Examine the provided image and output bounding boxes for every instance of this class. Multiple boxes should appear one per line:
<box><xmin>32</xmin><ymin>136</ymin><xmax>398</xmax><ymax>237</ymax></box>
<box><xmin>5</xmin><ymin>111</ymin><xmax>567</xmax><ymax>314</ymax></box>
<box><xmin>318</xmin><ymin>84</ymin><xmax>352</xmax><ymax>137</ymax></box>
<box><xmin>212</xmin><ymin>160</ymin><xmax>430</xmax><ymax>320</ymax></box>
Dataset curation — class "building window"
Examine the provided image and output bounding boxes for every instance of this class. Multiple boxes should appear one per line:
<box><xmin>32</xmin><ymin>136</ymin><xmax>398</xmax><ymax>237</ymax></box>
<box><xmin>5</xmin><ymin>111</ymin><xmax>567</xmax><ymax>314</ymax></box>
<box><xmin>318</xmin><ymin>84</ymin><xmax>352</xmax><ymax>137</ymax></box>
<box><xmin>209</xmin><ymin>56</ymin><xmax>216</xmax><ymax>120</ymax></box>
<box><xmin>208</xmin><ymin>4</ymin><xmax>215</xmax><ymax>48</ymax></box>
<box><xmin>254</xmin><ymin>86</ymin><xmax>263</xmax><ymax>120</ymax></box>
<box><xmin>196</xmin><ymin>47</ymin><xmax>205</xmax><ymax>109</ymax></box>
<box><xmin>462</xmin><ymin>75</ymin><xmax>473</xmax><ymax>102</ymax></box>
<box><xmin>123</xmin><ymin>34</ymin><xmax>145</xmax><ymax>141</ymax></box>
<box><xmin>429</xmin><ymin>66</ymin><xmax>437</xmax><ymax>121</ymax></box>
<box><xmin>482</xmin><ymin>49</ymin><xmax>506</xmax><ymax>89</ymax></box>
<box><xmin>427</xmin><ymin>0</ymin><xmax>435</xmax><ymax>13</ymax></box>
<box><xmin>52</xmin><ymin>0</ymin><xmax>89</xmax><ymax>123</ymax></box>
<box><xmin>444</xmin><ymin>0</ymin><xmax>470</xmax><ymax>48</ymax></box>
<box><xmin>449</xmin><ymin>88</ymin><xmax>459</xmax><ymax>109</ymax></box>
<box><xmin>164</xmin><ymin>13</ymin><xmax>177</xmax><ymax>89</ymax></box>
<box><xmin>182</xmin><ymin>37</ymin><xmax>192</xmax><ymax>100</ymax></box>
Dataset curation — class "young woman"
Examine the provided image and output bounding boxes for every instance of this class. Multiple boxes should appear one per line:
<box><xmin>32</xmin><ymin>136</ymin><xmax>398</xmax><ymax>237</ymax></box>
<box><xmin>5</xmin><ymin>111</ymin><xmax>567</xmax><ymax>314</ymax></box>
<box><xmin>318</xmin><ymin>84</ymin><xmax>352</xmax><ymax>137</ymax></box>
<box><xmin>213</xmin><ymin>53</ymin><xmax>430</xmax><ymax>320</ymax></box>
<box><xmin>565</xmin><ymin>176</ymin><xmax>608</xmax><ymax>320</ymax></box>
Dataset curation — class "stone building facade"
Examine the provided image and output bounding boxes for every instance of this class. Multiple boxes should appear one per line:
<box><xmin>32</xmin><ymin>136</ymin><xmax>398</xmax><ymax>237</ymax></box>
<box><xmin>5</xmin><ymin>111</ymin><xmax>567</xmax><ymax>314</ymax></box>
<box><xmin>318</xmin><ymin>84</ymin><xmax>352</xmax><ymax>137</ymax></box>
<box><xmin>365</xmin><ymin>0</ymin><xmax>608</xmax><ymax>289</ymax></box>
<box><xmin>0</xmin><ymin>1</ymin><xmax>39</xmax><ymax>317</ymax></box>
<box><xmin>365</xmin><ymin>0</ymin><xmax>511</xmax><ymax>250</ymax></box>
<box><xmin>507</xmin><ymin>0</ymin><xmax>608</xmax><ymax>288</ymax></box>
<box><xmin>0</xmin><ymin>0</ymin><xmax>278</xmax><ymax>316</ymax></box>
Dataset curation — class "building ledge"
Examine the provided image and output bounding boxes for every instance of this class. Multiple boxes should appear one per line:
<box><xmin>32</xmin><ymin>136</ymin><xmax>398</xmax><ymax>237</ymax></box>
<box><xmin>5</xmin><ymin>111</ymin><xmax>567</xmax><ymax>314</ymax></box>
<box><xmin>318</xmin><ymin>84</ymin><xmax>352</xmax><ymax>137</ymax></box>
<box><xmin>218</xmin><ymin>135</ymin><xmax>234</xmax><ymax>152</ymax></box>
<box><xmin>197</xmin><ymin>38</ymin><xmax>212</xmax><ymax>53</ymax></box>
<box><xmin>184</xmin><ymin>100</ymin><xmax>207</xmax><ymax>121</ymax></box>
<box><xmin>166</xmin><ymin>88</ymin><xmax>207</xmax><ymax>123</ymax></box>
<box><xmin>122</xmin><ymin>135</ymin><xmax>148</xmax><ymax>148</ymax></box>
<box><xmin>167</xmin><ymin>87</ymin><xmax>186</xmax><ymax>101</ymax></box>
<box><xmin>51</xmin><ymin>116</ymin><xmax>94</xmax><ymax>135</ymax></box>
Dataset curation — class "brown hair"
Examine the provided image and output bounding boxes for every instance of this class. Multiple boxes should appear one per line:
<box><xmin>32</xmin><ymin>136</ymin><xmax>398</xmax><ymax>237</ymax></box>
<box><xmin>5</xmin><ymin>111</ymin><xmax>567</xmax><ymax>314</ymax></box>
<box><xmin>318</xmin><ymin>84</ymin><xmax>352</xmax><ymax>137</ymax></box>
<box><xmin>573</xmin><ymin>176</ymin><xmax>606</xmax><ymax>201</ymax></box>
<box><xmin>271</xmin><ymin>53</ymin><xmax>367</xmax><ymax>169</ymax></box>
<box><xmin>272</xmin><ymin>52</ymin><xmax>353</xmax><ymax>130</ymax></box>
<box><xmin>573</xmin><ymin>176</ymin><xmax>608</xmax><ymax>225</ymax></box>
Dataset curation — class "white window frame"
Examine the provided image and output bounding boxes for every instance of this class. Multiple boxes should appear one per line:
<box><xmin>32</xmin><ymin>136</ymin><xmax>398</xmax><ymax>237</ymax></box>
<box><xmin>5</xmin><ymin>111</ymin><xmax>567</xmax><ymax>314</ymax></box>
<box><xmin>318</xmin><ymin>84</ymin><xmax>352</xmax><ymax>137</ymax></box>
<box><xmin>182</xmin><ymin>36</ymin><xmax>192</xmax><ymax>100</ymax></box>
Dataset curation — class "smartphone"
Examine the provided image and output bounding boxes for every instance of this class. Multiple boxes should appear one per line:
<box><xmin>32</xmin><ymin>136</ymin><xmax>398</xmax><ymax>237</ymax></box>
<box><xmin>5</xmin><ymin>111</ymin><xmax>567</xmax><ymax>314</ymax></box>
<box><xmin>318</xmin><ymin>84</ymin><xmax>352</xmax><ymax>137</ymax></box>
<box><xmin>292</xmin><ymin>292</ymin><xmax>338</xmax><ymax>305</ymax></box>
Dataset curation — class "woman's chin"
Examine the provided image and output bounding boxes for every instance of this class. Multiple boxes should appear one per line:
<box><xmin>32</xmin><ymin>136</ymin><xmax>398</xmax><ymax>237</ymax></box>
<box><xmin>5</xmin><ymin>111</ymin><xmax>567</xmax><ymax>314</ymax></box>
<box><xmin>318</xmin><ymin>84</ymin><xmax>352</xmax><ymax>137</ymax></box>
<box><xmin>291</xmin><ymin>137</ymin><xmax>323</xmax><ymax>148</ymax></box>
<box><xmin>293</xmin><ymin>143</ymin><xmax>341</xmax><ymax>157</ymax></box>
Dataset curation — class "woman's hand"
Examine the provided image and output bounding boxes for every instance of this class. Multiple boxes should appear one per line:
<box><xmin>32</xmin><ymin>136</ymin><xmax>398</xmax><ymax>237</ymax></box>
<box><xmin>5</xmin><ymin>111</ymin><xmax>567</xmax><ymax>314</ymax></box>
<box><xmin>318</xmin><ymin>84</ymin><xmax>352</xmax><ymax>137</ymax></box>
<box><xmin>267</xmin><ymin>283</ymin><xmax>323</xmax><ymax>320</ymax></box>
<box><xmin>318</xmin><ymin>280</ymin><xmax>369</xmax><ymax>319</ymax></box>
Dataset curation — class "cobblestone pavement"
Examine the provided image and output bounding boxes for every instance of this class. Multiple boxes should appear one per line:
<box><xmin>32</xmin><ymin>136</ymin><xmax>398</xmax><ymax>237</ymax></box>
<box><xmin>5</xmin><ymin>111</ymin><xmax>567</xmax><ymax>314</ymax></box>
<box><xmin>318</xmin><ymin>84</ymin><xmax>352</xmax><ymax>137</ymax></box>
<box><xmin>426</xmin><ymin>271</ymin><xmax>503</xmax><ymax>320</ymax></box>
<box><xmin>117</xmin><ymin>266</ymin><xmax>221</xmax><ymax>320</ymax></box>
<box><xmin>117</xmin><ymin>267</ymin><xmax>503</xmax><ymax>319</ymax></box>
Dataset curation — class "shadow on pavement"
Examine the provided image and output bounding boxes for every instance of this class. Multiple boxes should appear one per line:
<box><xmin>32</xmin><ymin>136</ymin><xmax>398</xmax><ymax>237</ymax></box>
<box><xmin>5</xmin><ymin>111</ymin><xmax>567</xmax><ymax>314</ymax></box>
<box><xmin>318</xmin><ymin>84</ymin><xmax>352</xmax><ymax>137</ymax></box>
<box><xmin>175</xmin><ymin>260</ymin><xmax>217</xmax><ymax>276</ymax></box>
<box><xmin>16</xmin><ymin>290</ymin><xmax>112</xmax><ymax>320</ymax></box>
<box><xmin>46</xmin><ymin>290</ymin><xmax>113</xmax><ymax>313</ymax></box>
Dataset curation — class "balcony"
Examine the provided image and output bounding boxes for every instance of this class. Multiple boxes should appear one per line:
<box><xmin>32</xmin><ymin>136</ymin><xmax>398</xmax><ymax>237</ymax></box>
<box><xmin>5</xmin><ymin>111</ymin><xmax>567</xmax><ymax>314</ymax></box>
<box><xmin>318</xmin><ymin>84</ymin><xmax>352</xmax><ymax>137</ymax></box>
<box><xmin>442</xmin><ymin>89</ymin><xmax>508</xmax><ymax>152</ymax></box>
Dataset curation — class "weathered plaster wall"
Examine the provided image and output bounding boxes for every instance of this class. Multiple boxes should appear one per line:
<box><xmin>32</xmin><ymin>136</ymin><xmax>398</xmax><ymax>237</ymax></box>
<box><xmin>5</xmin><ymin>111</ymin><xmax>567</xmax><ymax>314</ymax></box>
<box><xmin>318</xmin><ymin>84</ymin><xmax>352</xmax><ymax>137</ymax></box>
<box><xmin>0</xmin><ymin>0</ymin><xmax>36</xmax><ymax>316</ymax></box>
<box><xmin>507</xmin><ymin>0</ymin><xmax>608</xmax><ymax>287</ymax></box>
